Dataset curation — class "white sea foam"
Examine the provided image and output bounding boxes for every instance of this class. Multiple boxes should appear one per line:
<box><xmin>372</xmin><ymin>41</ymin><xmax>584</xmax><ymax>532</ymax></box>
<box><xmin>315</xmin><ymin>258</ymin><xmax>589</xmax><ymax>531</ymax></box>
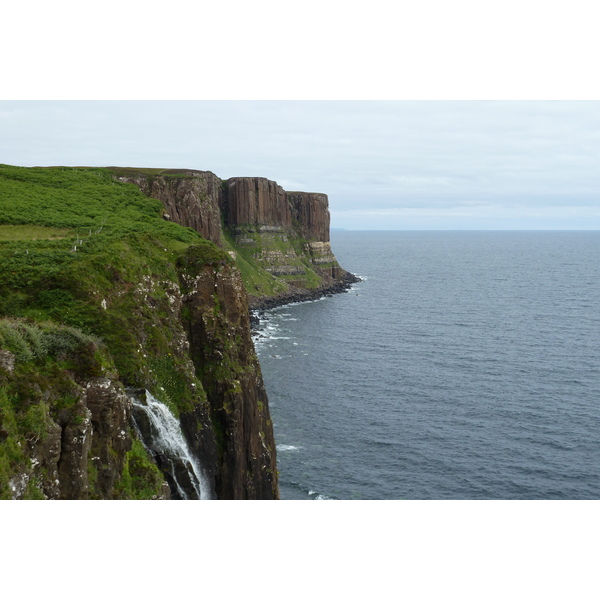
<box><xmin>252</xmin><ymin>314</ymin><xmax>281</xmax><ymax>354</ymax></box>
<box><xmin>288</xmin><ymin>296</ymin><xmax>328</xmax><ymax>306</ymax></box>
<box><xmin>308</xmin><ymin>489</ymin><xmax>333</xmax><ymax>500</ymax></box>
<box><xmin>277</xmin><ymin>444</ymin><xmax>301</xmax><ymax>451</ymax></box>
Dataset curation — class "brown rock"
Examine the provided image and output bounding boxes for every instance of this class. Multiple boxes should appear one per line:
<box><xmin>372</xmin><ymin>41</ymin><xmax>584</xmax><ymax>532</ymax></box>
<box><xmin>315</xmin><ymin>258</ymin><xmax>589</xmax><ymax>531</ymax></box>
<box><xmin>225</xmin><ymin>177</ymin><xmax>291</xmax><ymax>229</ymax></box>
<box><xmin>180</xmin><ymin>263</ymin><xmax>278</xmax><ymax>499</ymax></box>
<box><xmin>118</xmin><ymin>170</ymin><xmax>223</xmax><ymax>245</ymax></box>
<box><xmin>287</xmin><ymin>191</ymin><xmax>331</xmax><ymax>242</ymax></box>
<box><xmin>84</xmin><ymin>378</ymin><xmax>133</xmax><ymax>497</ymax></box>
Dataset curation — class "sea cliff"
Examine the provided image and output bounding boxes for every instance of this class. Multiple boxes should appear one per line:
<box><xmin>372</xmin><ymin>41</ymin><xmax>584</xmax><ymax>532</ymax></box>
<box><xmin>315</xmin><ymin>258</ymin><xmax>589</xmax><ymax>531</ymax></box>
<box><xmin>113</xmin><ymin>168</ymin><xmax>358</xmax><ymax>308</ymax></box>
<box><xmin>0</xmin><ymin>164</ymin><xmax>356</xmax><ymax>499</ymax></box>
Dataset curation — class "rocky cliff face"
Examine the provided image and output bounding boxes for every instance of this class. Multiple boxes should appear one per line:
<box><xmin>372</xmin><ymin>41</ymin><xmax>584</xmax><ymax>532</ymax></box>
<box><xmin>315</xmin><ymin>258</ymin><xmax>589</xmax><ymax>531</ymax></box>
<box><xmin>0</xmin><ymin>334</ymin><xmax>169</xmax><ymax>500</ymax></box>
<box><xmin>287</xmin><ymin>191</ymin><xmax>331</xmax><ymax>242</ymax></box>
<box><xmin>114</xmin><ymin>169</ymin><xmax>224</xmax><ymax>245</ymax></box>
<box><xmin>226</xmin><ymin>177</ymin><xmax>291</xmax><ymax>230</ymax></box>
<box><xmin>0</xmin><ymin>164</ymin><xmax>356</xmax><ymax>500</ymax></box>
<box><xmin>178</xmin><ymin>259</ymin><xmax>277</xmax><ymax>499</ymax></box>
<box><xmin>117</xmin><ymin>170</ymin><xmax>359</xmax><ymax>309</ymax></box>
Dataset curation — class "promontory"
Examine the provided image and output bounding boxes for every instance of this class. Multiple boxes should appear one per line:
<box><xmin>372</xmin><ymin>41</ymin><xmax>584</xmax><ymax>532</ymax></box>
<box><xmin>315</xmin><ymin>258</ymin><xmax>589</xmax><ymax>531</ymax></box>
<box><xmin>0</xmin><ymin>165</ymin><xmax>357</xmax><ymax>499</ymax></box>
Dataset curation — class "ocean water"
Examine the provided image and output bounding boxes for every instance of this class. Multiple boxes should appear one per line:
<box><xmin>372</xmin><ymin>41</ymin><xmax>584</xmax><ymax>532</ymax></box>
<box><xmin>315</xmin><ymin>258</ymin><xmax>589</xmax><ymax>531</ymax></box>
<box><xmin>253</xmin><ymin>231</ymin><xmax>600</xmax><ymax>500</ymax></box>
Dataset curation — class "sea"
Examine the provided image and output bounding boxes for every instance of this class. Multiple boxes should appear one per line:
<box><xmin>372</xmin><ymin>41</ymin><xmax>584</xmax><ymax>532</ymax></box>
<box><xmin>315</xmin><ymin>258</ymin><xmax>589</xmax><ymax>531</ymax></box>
<box><xmin>253</xmin><ymin>231</ymin><xmax>600</xmax><ymax>500</ymax></box>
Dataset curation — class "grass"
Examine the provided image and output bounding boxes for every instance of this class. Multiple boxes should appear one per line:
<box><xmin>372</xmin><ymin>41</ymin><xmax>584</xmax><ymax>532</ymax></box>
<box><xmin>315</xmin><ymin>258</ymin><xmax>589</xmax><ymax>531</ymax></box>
<box><xmin>0</xmin><ymin>165</ymin><xmax>200</xmax><ymax>240</ymax></box>
<box><xmin>221</xmin><ymin>225</ymin><xmax>328</xmax><ymax>293</ymax></box>
<box><xmin>113</xmin><ymin>438</ymin><xmax>166</xmax><ymax>499</ymax></box>
<box><xmin>221</xmin><ymin>228</ymin><xmax>294</xmax><ymax>297</ymax></box>
<box><xmin>0</xmin><ymin>225</ymin><xmax>74</xmax><ymax>241</ymax></box>
<box><xmin>0</xmin><ymin>164</ymin><xmax>230</xmax><ymax>438</ymax></box>
<box><xmin>0</xmin><ymin>318</ymin><xmax>101</xmax><ymax>361</ymax></box>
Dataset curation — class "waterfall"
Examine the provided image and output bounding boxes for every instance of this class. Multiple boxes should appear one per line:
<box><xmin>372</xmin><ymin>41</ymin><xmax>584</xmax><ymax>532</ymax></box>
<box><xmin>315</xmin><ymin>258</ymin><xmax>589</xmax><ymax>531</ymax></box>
<box><xmin>129</xmin><ymin>390</ymin><xmax>214</xmax><ymax>500</ymax></box>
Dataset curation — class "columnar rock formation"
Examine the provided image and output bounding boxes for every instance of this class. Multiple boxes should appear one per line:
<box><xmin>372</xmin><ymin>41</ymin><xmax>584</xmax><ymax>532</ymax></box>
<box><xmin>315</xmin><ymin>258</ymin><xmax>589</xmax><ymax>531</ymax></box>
<box><xmin>118</xmin><ymin>169</ymin><xmax>358</xmax><ymax>308</ymax></box>
<box><xmin>287</xmin><ymin>192</ymin><xmax>331</xmax><ymax>242</ymax></box>
<box><xmin>225</xmin><ymin>177</ymin><xmax>291</xmax><ymax>230</ymax></box>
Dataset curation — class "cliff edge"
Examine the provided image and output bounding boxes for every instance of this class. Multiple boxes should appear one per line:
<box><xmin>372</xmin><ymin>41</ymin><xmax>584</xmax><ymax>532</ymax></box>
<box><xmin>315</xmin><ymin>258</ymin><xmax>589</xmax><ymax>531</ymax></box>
<box><xmin>112</xmin><ymin>168</ymin><xmax>359</xmax><ymax>309</ymax></box>
<box><xmin>0</xmin><ymin>164</ymin><xmax>356</xmax><ymax>500</ymax></box>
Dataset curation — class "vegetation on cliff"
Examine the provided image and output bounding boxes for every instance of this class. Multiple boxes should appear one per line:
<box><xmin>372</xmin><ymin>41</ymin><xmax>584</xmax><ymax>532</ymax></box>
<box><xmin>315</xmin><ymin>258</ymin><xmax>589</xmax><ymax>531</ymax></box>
<box><xmin>0</xmin><ymin>164</ymin><xmax>277</xmax><ymax>499</ymax></box>
<box><xmin>111</xmin><ymin>168</ymin><xmax>358</xmax><ymax>309</ymax></box>
<box><xmin>0</xmin><ymin>165</ymin><xmax>220</xmax><ymax>406</ymax></box>
<box><xmin>0</xmin><ymin>162</ymin><xmax>354</xmax><ymax>499</ymax></box>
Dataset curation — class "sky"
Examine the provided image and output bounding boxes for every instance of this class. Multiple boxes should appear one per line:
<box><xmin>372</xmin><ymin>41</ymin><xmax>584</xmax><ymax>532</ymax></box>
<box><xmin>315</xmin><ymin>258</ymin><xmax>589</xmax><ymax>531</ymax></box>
<box><xmin>2</xmin><ymin>100</ymin><xmax>600</xmax><ymax>230</ymax></box>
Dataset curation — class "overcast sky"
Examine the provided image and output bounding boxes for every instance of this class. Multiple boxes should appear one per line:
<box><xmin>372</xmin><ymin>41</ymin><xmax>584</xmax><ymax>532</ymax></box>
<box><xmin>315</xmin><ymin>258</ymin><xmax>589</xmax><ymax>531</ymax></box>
<box><xmin>2</xmin><ymin>100</ymin><xmax>600</xmax><ymax>230</ymax></box>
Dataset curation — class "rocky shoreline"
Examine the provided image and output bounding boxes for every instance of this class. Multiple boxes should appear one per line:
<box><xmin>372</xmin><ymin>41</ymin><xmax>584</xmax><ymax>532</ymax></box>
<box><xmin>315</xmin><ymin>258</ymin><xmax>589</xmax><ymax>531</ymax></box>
<box><xmin>249</xmin><ymin>271</ymin><xmax>361</xmax><ymax>327</ymax></box>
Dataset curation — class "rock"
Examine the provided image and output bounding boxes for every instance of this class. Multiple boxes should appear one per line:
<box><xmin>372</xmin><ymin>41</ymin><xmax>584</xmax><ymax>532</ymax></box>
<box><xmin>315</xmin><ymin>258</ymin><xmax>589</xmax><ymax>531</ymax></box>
<box><xmin>0</xmin><ymin>350</ymin><xmax>15</xmax><ymax>373</ymax></box>
<box><xmin>124</xmin><ymin>170</ymin><xmax>357</xmax><ymax>304</ymax></box>
<box><xmin>287</xmin><ymin>191</ymin><xmax>331</xmax><ymax>242</ymax></box>
<box><xmin>118</xmin><ymin>170</ymin><xmax>223</xmax><ymax>245</ymax></box>
<box><xmin>180</xmin><ymin>263</ymin><xmax>279</xmax><ymax>499</ymax></box>
<box><xmin>27</xmin><ymin>417</ymin><xmax>62</xmax><ymax>499</ymax></box>
<box><xmin>226</xmin><ymin>177</ymin><xmax>291</xmax><ymax>229</ymax></box>
<box><xmin>84</xmin><ymin>378</ymin><xmax>133</xmax><ymax>497</ymax></box>
<box><xmin>58</xmin><ymin>403</ymin><xmax>94</xmax><ymax>499</ymax></box>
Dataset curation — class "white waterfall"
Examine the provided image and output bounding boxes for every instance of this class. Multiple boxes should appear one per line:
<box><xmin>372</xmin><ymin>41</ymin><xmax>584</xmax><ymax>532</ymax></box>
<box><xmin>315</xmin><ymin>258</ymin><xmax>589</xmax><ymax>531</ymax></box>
<box><xmin>130</xmin><ymin>390</ymin><xmax>214</xmax><ymax>500</ymax></box>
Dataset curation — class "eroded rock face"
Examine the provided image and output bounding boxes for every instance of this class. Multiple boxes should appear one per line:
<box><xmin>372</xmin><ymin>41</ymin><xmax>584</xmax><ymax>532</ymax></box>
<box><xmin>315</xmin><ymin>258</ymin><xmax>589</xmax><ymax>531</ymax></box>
<box><xmin>84</xmin><ymin>378</ymin><xmax>133</xmax><ymax>497</ymax></box>
<box><xmin>5</xmin><ymin>374</ymin><xmax>143</xmax><ymax>499</ymax></box>
<box><xmin>179</xmin><ymin>263</ymin><xmax>278</xmax><ymax>499</ymax></box>
<box><xmin>118</xmin><ymin>171</ymin><xmax>223</xmax><ymax>245</ymax></box>
<box><xmin>58</xmin><ymin>402</ymin><xmax>94</xmax><ymax>499</ymax></box>
<box><xmin>50</xmin><ymin>378</ymin><xmax>135</xmax><ymax>499</ymax></box>
<box><xmin>287</xmin><ymin>191</ymin><xmax>331</xmax><ymax>242</ymax></box>
<box><xmin>226</xmin><ymin>177</ymin><xmax>291</xmax><ymax>230</ymax></box>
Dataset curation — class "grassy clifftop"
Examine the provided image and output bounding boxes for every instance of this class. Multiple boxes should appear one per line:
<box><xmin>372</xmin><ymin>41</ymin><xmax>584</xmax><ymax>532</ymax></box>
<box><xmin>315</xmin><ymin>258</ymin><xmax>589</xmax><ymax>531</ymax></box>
<box><xmin>0</xmin><ymin>165</ymin><xmax>228</xmax><ymax>389</ymax></box>
<box><xmin>0</xmin><ymin>165</ymin><xmax>237</xmax><ymax>498</ymax></box>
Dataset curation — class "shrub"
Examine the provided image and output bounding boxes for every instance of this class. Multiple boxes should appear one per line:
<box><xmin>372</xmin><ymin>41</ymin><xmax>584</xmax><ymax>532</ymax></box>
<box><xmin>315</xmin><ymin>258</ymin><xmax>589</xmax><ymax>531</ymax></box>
<box><xmin>0</xmin><ymin>321</ymin><xmax>34</xmax><ymax>362</ymax></box>
<box><xmin>0</xmin><ymin>318</ymin><xmax>101</xmax><ymax>366</ymax></box>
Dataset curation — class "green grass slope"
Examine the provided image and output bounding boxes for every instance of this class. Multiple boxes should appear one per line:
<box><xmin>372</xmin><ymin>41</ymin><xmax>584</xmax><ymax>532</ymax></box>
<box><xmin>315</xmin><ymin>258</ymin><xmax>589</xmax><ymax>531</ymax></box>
<box><xmin>0</xmin><ymin>165</ymin><xmax>232</xmax><ymax>498</ymax></box>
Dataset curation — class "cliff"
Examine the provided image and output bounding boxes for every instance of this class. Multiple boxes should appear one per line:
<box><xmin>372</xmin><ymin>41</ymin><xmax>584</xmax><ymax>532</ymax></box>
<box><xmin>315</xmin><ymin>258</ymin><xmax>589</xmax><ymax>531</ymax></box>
<box><xmin>0</xmin><ymin>164</ymin><xmax>355</xmax><ymax>500</ymax></box>
<box><xmin>113</xmin><ymin>169</ymin><xmax>358</xmax><ymax>309</ymax></box>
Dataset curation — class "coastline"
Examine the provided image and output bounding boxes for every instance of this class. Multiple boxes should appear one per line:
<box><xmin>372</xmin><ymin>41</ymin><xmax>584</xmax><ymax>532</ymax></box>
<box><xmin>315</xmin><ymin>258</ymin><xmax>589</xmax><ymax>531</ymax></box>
<box><xmin>248</xmin><ymin>271</ymin><xmax>361</xmax><ymax>325</ymax></box>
